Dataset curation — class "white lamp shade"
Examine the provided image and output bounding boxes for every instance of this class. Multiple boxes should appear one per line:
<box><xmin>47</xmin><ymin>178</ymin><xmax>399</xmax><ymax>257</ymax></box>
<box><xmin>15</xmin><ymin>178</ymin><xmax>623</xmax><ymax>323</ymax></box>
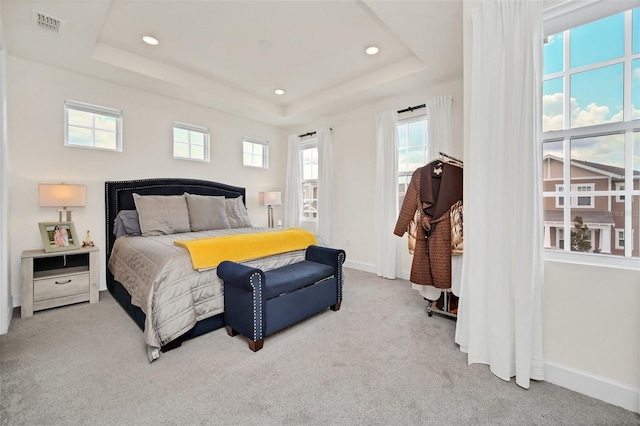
<box><xmin>39</xmin><ymin>184</ymin><xmax>87</xmax><ymax>208</ymax></box>
<box><xmin>259</xmin><ymin>191</ymin><xmax>282</xmax><ymax>206</ymax></box>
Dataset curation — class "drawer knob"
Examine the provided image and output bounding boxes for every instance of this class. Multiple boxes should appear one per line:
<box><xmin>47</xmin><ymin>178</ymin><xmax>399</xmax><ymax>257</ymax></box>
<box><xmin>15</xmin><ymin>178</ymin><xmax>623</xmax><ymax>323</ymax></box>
<box><xmin>54</xmin><ymin>279</ymin><xmax>72</xmax><ymax>285</ymax></box>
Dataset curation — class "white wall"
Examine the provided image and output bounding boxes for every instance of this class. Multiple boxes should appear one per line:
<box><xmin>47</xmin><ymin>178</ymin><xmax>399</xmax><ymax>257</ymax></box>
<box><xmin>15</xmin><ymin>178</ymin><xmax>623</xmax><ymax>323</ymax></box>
<box><xmin>6</xmin><ymin>55</ymin><xmax>287</xmax><ymax>305</ymax></box>
<box><xmin>0</xmin><ymin>11</ymin><xmax>10</xmax><ymax>334</ymax></box>
<box><xmin>462</xmin><ymin>0</ymin><xmax>638</xmax><ymax>412</ymax></box>
<box><xmin>544</xmin><ymin>261</ymin><xmax>639</xmax><ymax>383</ymax></box>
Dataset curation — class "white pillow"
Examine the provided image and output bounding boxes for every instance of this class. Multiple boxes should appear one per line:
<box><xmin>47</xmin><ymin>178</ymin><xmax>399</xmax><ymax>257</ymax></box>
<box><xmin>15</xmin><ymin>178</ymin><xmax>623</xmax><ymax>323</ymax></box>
<box><xmin>184</xmin><ymin>193</ymin><xmax>230</xmax><ymax>231</ymax></box>
<box><xmin>132</xmin><ymin>194</ymin><xmax>191</xmax><ymax>236</ymax></box>
<box><xmin>225</xmin><ymin>196</ymin><xmax>252</xmax><ymax>228</ymax></box>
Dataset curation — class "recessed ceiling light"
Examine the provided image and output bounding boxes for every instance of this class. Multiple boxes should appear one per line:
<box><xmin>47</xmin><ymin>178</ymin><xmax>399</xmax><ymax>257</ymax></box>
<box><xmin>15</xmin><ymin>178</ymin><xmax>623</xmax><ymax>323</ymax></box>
<box><xmin>365</xmin><ymin>45</ymin><xmax>379</xmax><ymax>55</ymax></box>
<box><xmin>142</xmin><ymin>35</ymin><xmax>159</xmax><ymax>46</ymax></box>
<box><xmin>274</xmin><ymin>89</ymin><xmax>285</xmax><ymax>95</ymax></box>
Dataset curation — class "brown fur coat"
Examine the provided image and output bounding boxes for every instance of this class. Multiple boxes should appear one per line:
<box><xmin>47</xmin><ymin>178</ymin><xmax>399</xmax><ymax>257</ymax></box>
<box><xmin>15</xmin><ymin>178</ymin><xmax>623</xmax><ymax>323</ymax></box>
<box><xmin>394</xmin><ymin>162</ymin><xmax>463</xmax><ymax>288</ymax></box>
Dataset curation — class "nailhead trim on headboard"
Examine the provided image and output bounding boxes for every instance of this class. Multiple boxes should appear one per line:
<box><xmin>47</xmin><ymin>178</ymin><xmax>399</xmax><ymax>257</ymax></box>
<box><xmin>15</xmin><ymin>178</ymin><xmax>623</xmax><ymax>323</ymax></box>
<box><xmin>105</xmin><ymin>178</ymin><xmax>246</xmax><ymax>269</ymax></box>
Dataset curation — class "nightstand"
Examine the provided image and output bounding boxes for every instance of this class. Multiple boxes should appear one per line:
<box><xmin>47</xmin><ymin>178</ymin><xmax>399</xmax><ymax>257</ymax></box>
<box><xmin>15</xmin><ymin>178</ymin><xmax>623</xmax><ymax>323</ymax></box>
<box><xmin>21</xmin><ymin>246</ymin><xmax>99</xmax><ymax>317</ymax></box>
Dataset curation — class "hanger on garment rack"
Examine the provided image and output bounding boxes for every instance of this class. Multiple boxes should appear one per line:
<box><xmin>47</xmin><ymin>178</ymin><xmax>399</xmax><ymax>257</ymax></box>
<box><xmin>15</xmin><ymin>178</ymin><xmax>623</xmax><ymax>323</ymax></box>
<box><xmin>439</xmin><ymin>151</ymin><xmax>463</xmax><ymax>167</ymax></box>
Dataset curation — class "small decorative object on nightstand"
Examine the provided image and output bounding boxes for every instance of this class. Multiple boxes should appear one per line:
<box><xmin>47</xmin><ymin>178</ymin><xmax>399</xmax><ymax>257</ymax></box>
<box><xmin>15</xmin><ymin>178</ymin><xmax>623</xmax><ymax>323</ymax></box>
<box><xmin>21</xmin><ymin>245</ymin><xmax>99</xmax><ymax>318</ymax></box>
<box><xmin>82</xmin><ymin>230</ymin><xmax>94</xmax><ymax>247</ymax></box>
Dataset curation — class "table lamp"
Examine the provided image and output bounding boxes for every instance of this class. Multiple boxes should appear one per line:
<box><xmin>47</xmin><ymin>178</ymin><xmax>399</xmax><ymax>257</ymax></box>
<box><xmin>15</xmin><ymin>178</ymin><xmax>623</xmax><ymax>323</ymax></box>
<box><xmin>39</xmin><ymin>183</ymin><xmax>86</xmax><ymax>222</ymax></box>
<box><xmin>259</xmin><ymin>191</ymin><xmax>282</xmax><ymax>228</ymax></box>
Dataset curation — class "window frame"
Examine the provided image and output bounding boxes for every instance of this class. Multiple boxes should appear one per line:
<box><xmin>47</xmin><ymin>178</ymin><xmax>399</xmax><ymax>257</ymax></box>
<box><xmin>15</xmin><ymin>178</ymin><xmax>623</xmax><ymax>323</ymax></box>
<box><xmin>555</xmin><ymin>183</ymin><xmax>595</xmax><ymax>208</ymax></box>
<box><xmin>64</xmin><ymin>100</ymin><xmax>123</xmax><ymax>152</ymax></box>
<box><xmin>172</xmin><ymin>122</ymin><xmax>210</xmax><ymax>162</ymax></box>
<box><xmin>300</xmin><ymin>138</ymin><xmax>318</xmax><ymax>222</ymax></box>
<box><xmin>542</xmin><ymin>5</ymin><xmax>640</xmax><ymax>267</ymax></box>
<box><xmin>242</xmin><ymin>137</ymin><xmax>269</xmax><ymax>169</ymax></box>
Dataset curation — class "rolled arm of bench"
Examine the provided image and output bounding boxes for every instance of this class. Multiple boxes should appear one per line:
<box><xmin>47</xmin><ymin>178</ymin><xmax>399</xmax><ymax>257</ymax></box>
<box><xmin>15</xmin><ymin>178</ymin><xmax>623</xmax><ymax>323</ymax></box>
<box><xmin>217</xmin><ymin>261</ymin><xmax>265</xmax><ymax>292</ymax></box>
<box><xmin>305</xmin><ymin>245</ymin><xmax>346</xmax><ymax>269</ymax></box>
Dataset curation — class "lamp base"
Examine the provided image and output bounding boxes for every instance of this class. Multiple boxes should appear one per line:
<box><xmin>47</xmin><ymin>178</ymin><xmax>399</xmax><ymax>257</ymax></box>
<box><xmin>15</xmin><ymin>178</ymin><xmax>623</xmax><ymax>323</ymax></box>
<box><xmin>268</xmin><ymin>205</ymin><xmax>274</xmax><ymax>228</ymax></box>
<box><xmin>56</xmin><ymin>208</ymin><xmax>73</xmax><ymax>222</ymax></box>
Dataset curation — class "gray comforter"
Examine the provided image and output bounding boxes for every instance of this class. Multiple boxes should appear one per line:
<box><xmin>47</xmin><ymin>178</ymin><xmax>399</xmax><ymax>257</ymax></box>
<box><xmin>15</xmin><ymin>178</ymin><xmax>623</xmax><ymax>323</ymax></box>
<box><xmin>108</xmin><ymin>227</ymin><xmax>306</xmax><ymax>360</ymax></box>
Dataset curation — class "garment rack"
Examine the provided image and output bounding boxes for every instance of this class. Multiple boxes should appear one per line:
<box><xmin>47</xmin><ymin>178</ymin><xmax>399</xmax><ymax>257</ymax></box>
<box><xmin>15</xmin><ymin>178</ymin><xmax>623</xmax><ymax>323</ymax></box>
<box><xmin>425</xmin><ymin>291</ymin><xmax>458</xmax><ymax>319</ymax></box>
<box><xmin>424</xmin><ymin>151</ymin><xmax>462</xmax><ymax>320</ymax></box>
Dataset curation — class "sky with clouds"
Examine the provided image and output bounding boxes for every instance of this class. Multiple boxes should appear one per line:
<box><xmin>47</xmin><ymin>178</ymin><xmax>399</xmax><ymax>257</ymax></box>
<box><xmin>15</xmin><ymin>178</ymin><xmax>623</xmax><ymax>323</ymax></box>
<box><xmin>542</xmin><ymin>8</ymin><xmax>640</xmax><ymax>170</ymax></box>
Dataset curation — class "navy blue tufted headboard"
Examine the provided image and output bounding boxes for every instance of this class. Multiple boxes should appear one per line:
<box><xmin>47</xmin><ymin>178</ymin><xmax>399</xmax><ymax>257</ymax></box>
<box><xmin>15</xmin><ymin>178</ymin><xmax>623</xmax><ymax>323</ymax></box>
<box><xmin>104</xmin><ymin>178</ymin><xmax>246</xmax><ymax>274</ymax></box>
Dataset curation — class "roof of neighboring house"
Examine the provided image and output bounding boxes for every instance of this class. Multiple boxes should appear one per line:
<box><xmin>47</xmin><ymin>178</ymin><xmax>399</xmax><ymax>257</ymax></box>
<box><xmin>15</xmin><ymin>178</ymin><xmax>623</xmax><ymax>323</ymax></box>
<box><xmin>543</xmin><ymin>154</ymin><xmax>640</xmax><ymax>179</ymax></box>
<box><xmin>544</xmin><ymin>210</ymin><xmax>616</xmax><ymax>225</ymax></box>
<box><xmin>571</xmin><ymin>159</ymin><xmax>640</xmax><ymax>178</ymax></box>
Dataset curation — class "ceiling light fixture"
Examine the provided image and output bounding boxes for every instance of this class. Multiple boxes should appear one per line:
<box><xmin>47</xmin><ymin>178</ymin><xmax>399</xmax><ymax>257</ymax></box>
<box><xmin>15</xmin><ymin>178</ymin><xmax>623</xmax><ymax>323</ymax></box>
<box><xmin>274</xmin><ymin>89</ymin><xmax>285</xmax><ymax>95</ymax></box>
<box><xmin>142</xmin><ymin>35</ymin><xmax>159</xmax><ymax>46</ymax></box>
<box><xmin>365</xmin><ymin>45</ymin><xmax>379</xmax><ymax>55</ymax></box>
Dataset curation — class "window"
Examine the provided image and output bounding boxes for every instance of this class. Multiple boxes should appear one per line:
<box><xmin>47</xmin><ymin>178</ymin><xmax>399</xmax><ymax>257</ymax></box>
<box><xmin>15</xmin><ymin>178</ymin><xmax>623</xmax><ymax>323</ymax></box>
<box><xmin>614</xmin><ymin>182</ymin><xmax>625</xmax><ymax>203</ymax></box>
<box><xmin>64</xmin><ymin>100</ymin><xmax>122</xmax><ymax>151</ymax></box>
<box><xmin>301</xmin><ymin>139</ymin><xmax>318</xmax><ymax>220</ymax></box>
<box><xmin>555</xmin><ymin>184</ymin><xmax>595</xmax><ymax>208</ymax></box>
<box><xmin>615</xmin><ymin>229</ymin><xmax>625</xmax><ymax>250</ymax></box>
<box><xmin>542</xmin><ymin>7</ymin><xmax>640</xmax><ymax>260</ymax></box>
<box><xmin>397</xmin><ymin>116</ymin><xmax>428</xmax><ymax>208</ymax></box>
<box><xmin>173</xmin><ymin>122</ymin><xmax>209</xmax><ymax>162</ymax></box>
<box><xmin>243</xmin><ymin>137</ymin><xmax>268</xmax><ymax>168</ymax></box>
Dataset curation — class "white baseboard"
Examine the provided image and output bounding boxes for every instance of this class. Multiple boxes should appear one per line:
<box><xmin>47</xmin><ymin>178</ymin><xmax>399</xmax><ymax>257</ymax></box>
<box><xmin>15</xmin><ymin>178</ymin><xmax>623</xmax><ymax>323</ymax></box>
<box><xmin>343</xmin><ymin>260</ymin><xmax>376</xmax><ymax>274</ymax></box>
<box><xmin>544</xmin><ymin>361</ymin><xmax>639</xmax><ymax>413</ymax></box>
<box><xmin>398</xmin><ymin>269</ymin><xmax>410</xmax><ymax>281</ymax></box>
<box><xmin>343</xmin><ymin>260</ymin><xmax>414</xmax><ymax>282</ymax></box>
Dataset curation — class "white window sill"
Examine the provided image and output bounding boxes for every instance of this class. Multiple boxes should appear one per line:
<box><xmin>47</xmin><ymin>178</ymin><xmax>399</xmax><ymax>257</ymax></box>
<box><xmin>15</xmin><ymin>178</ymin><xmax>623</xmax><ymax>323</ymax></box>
<box><xmin>544</xmin><ymin>250</ymin><xmax>640</xmax><ymax>271</ymax></box>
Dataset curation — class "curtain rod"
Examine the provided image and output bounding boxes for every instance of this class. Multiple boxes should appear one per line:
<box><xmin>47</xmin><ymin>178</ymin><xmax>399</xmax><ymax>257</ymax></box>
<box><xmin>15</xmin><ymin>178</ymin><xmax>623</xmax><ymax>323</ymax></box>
<box><xmin>298</xmin><ymin>127</ymin><xmax>333</xmax><ymax>138</ymax></box>
<box><xmin>397</xmin><ymin>104</ymin><xmax>426</xmax><ymax>114</ymax></box>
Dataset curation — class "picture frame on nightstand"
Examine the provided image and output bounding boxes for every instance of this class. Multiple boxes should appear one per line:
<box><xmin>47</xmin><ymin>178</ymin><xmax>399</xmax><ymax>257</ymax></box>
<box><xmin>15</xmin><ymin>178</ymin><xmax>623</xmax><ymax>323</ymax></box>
<box><xmin>39</xmin><ymin>221</ymin><xmax>81</xmax><ymax>253</ymax></box>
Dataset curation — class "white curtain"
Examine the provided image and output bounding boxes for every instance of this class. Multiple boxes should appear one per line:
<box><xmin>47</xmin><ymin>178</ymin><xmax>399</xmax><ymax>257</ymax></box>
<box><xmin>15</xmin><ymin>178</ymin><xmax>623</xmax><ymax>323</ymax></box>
<box><xmin>455</xmin><ymin>0</ymin><xmax>545</xmax><ymax>389</ymax></box>
<box><xmin>374</xmin><ymin>110</ymin><xmax>399</xmax><ymax>279</ymax></box>
<box><xmin>284</xmin><ymin>134</ymin><xmax>302</xmax><ymax>228</ymax></box>
<box><xmin>413</xmin><ymin>94</ymin><xmax>459</xmax><ymax>301</ymax></box>
<box><xmin>425</xmin><ymin>95</ymin><xmax>453</xmax><ymax>163</ymax></box>
<box><xmin>316</xmin><ymin>127</ymin><xmax>334</xmax><ymax>246</ymax></box>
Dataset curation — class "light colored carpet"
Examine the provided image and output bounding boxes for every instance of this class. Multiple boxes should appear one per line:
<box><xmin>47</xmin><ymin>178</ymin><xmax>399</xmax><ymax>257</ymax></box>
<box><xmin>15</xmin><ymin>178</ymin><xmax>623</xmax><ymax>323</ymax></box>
<box><xmin>1</xmin><ymin>268</ymin><xmax>637</xmax><ymax>425</ymax></box>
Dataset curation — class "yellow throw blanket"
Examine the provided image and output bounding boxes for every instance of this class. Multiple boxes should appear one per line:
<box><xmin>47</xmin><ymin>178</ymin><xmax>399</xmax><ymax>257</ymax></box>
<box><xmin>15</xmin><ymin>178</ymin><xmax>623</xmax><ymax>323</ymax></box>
<box><xmin>174</xmin><ymin>228</ymin><xmax>318</xmax><ymax>271</ymax></box>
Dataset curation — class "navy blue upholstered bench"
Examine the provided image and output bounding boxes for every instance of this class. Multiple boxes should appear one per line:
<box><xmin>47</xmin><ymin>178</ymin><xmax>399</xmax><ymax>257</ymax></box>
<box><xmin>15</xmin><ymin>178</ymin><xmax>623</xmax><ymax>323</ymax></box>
<box><xmin>217</xmin><ymin>245</ymin><xmax>346</xmax><ymax>351</ymax></box>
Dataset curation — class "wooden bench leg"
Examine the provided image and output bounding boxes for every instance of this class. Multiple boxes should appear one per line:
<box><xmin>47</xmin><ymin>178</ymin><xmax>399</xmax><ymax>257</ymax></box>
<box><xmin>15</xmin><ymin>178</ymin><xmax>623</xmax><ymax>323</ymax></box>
<box><xmin>225</xmin><ymin>325</ymin><xmax>239</xmax><ymax>337</ymax></box>
<box><xmin>330</xmin><ymin>302</ymin><xmax>341</xmax><ymax>311</ymax></box>
<box><xmin>248</xmin><ymin>339</ymin><xmax>264</xmax><ymax>352</ymax></box>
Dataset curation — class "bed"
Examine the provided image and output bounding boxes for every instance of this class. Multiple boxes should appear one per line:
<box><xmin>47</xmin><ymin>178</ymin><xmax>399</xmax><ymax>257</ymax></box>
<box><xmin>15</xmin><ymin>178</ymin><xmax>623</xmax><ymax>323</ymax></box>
<box><xmin>105</xmin><ymin>178</ymin><xmax>307</xmax><ymax>361</ymax></box>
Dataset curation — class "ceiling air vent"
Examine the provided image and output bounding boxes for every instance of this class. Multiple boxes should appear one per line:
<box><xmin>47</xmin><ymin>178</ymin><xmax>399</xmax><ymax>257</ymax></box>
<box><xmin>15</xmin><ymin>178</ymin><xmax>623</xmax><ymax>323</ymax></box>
<box><xmin>31</xmin><ymin>10</ymin><xmax>65</xmax><ymax>34</ymax></box>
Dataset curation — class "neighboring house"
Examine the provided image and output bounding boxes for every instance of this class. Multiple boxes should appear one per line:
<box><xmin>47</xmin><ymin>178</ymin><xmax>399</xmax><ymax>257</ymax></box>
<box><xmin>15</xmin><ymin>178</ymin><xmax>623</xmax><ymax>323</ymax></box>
<box><xmin>542</xmin><ymin>154</ymin><xmax>639</xmax><ymax>257</ymax></box>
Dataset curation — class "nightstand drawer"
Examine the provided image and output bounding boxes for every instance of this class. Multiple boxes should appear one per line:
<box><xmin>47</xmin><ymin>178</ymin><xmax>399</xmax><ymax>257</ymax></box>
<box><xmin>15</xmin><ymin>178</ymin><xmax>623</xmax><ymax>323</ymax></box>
<box><xmin>34</xmin><ymin>272</ymin><xmax>89</xmax><ymax>302</ymax></box>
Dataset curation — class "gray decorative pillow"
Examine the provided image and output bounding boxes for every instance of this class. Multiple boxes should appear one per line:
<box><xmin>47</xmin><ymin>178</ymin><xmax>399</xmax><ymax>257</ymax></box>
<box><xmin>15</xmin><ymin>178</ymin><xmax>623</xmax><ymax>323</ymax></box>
<box><xmin>184</xmin><ymin>193</ymin><xmax>230</xmax><ymax>232</ymax></box>
<box><xmin>113</xmin><ymin>210</ymin><xmax>142</xmax><ymax>239</ymax></box>
<box><xmin>132</xmin><ymin>193</ymin><xmax>191</xmax><ymax>236</ymax></box>
<box><xmin>225</xmin><ymin>196</ymin><xmax>252</xmax><ymax>228</ymax></box>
